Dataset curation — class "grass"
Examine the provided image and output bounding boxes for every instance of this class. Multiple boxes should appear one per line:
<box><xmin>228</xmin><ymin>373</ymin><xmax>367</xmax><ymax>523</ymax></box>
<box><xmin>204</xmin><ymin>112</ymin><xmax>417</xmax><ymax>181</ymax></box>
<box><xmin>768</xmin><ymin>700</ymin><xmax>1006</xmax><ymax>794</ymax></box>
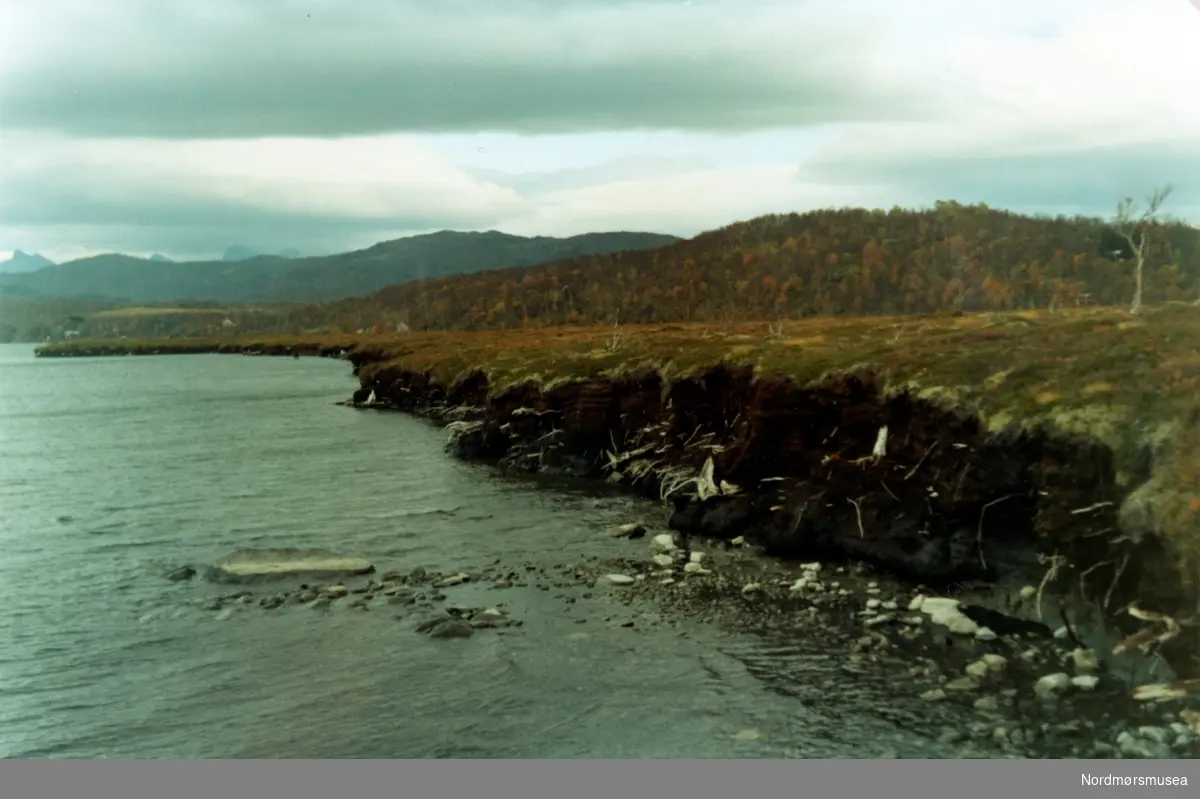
<box><xmin>37</xmin><ymin>303</ymin><xmax>1200</xmax><ymax>576</ymax></box>
<box><xmin>89</xmin><ymin>307</ymin><xmax>227</xmax><ymax>318</ymax></box>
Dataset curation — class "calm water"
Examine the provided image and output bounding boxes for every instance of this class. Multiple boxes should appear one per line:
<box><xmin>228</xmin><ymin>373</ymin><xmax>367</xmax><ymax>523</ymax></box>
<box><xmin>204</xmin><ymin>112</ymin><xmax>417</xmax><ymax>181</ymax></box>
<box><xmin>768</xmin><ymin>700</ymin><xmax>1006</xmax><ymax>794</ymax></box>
<box><xmin>0</xmin><ymin>344</ymin><xmax>966</xmax><ymax>759</ymax></box>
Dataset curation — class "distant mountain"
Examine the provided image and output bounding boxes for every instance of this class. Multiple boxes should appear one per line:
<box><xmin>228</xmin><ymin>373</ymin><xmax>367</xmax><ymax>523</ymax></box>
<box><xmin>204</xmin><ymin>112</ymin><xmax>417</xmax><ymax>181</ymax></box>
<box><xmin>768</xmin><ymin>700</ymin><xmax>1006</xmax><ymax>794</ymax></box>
<box><xmin>277</xmin><ymin>247</ymin><xmax>303</xmax><ymax>259</ymax></box>
<box><xmin>0</xmin><ymin>250</ymin><xmax>55</xmax><ymax>274</ymax></box>
<box><xmin>0</xmin><ymin>230</ymin><xmax>680</xmax><ymax>304</ymax></box>
<box><xmin>222</xmin><ymin>245</ymin><xmax>259</xmax><ymax>262</ymax></box>
<box><xmin>149</xmin><ymin>253</ymin><xmax>174</xmax><ymax>263</ymax></box>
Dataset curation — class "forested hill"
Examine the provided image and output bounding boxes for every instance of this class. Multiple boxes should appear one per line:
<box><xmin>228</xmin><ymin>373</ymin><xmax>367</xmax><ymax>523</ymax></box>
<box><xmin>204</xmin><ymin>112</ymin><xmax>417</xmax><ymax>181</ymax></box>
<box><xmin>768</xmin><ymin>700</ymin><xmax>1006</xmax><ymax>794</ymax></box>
<box><xmin>293</xmin><ymin>201</ymin><xmax>1200</xmax><ymax>332</ymax></box>
<box><xmin>0</xmin><ymin>230</ymin><xmax>681</xmax><ymax>304</ymax></box>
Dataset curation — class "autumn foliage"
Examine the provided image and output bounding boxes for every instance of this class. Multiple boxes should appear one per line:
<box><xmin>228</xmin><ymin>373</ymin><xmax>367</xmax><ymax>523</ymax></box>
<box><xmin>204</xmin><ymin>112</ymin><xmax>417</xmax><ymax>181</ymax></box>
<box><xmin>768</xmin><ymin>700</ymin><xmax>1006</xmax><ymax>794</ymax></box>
<box><xmin>299</xmin><ymin>201</ymin><xmax>1200</xmax><ymax>333</ymax></box>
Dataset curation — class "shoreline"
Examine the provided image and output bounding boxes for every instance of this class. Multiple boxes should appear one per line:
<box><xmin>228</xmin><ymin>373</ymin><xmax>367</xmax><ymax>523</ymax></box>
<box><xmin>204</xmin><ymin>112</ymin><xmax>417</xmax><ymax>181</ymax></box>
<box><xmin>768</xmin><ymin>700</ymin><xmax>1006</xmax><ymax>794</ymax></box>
<box><xmin>35</xmin><ymin>311</ymin><xmax>1200</xmax><ymax>691</ymax></box>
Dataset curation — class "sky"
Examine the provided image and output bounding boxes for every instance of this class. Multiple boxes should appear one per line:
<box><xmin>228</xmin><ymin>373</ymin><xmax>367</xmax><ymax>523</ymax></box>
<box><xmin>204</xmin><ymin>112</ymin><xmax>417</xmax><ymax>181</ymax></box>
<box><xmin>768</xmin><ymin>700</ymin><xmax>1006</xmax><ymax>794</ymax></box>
<box><xmin>1</xmin><ymin>0</ymin><xmax>1198</xmax><ymax>263</ymax></box>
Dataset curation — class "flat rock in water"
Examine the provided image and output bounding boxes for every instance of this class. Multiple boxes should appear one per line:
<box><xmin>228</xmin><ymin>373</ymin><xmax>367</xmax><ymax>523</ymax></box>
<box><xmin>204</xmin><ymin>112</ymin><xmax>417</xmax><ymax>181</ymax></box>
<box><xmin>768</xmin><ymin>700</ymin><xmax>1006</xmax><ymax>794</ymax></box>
<box><xmin>205</xmin><ymin>548</ymin><xmax>374</xmax><ymax>584</ymax></box>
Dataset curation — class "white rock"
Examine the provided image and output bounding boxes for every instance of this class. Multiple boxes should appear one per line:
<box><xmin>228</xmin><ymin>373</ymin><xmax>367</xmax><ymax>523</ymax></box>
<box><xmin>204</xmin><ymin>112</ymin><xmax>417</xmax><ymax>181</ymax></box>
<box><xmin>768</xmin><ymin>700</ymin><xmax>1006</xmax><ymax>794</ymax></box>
<box><xmin>944</xmin><ymin>677</ymin><xmax>981</xmax><ymax>693</ymax></box>
<box><xmin>208</xmin><ymin>547</ymin><xmax>374</xmax><ymax>583</ymax></box>
<box><xmin>881</xmin><ymin>600</ymin><xmax>898</xmax><ymax>610</ymax></box>
<box><xmin>660</xmin><ymin>578</ymin><xmax>676</xmax><ymax>585</ymax></box>
<box><xmin>964</xmin><ymin>660</ymin><xmax>991</xmax><ymax>680</ymax></box>
<box><xmin>1033</xmin><ymin>672</ymin><xmax>1071</xmax><ymax>699</ymax></box>
<box><xmin>689</xmin><ymin>551</ymin><xmax>705</xmax><ymax>564</ymax></box>
<box><xmin>1071</xmin><ymin>675</ymin><xmax>1100</xmax><ymax>691</ymax></box>
<box><xmin>915</xmin><ymin>596</ymin><xmax>980</xmax><ymax>635</ymax></box>
<box><xmin>907</xmin><ymin>594</ymin><xmax>926</xmax><ymax>612</ymax></box>
<box><xmin>683</xmin><ymin>562</ymin><xmax>710</xmax><ymax>575</ymax></box>
<box><xmin>974</xmin><ymin>696</ymin><xmax>1000</xmax><ymax>711</ymax></box>
<box><xmin>974</xmin><ymin>626</ymin><xmax>997</xmax><ymax>642</ymax></box>
<box><xmin>215</xmin><ymin>607</ymin><xmax>235</xmax><ymax>621</ymax></box>
<box><xmin>981</xmin><ymin>654</ymin><xmax>1008</xmax><ymax>674</ymax></box>
<box><xmin>605</xmin><ymin>574</ymin><xmax>636</xmax><ymax>585</ymax></box>
<box><xmin>920</xmin><ymin>688</ymin><xmax>947</xmax><ymax>701</ymax></box>
<box><xmin>800</xmin><ymin>562</ymin><xmax>822</xmax><ymax>573</ymax></box>
<box><xmin>741</xmin><ymin>583</ymin><xmax>762</xmax><ymax>594</ymax></box>
<box><xmin>650</xmin><ymin>534</ymin><xmax>677</xmax><ymax>553</ymax></box>
<box><xmin>1068</xmin><ymin>647</ymin><xmax>1100</xmax><ymax>674</ymax></box>
<box><xmin>730</xmin><ymin>536</ymin><xmax>745</xmax><ymax>546</ymax></box>
<box><xmin>1018</xmin><ymin>585</ymin><xmax>1037</xmax><ymax>600</ymax></box>
<box><xmin>1052</xmin><ymin>626</ymin><xmax>1069</xmax><ymax>640</ymax></box>
<box><xmin>866</xmin><ymin>598</ymin><xmax>881</xmax><ymax>610</ymax></box>
<box><xmin>651</xmin><ymin>554</ymin><xmax>675</xmax><ymax>568</ymax></box>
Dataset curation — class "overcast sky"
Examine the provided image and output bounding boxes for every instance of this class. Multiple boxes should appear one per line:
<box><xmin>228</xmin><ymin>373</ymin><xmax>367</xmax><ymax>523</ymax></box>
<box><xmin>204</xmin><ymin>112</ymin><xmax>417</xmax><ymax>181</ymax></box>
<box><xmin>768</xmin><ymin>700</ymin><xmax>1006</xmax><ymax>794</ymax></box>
<box><xmin>2</xmin><ymin>0</ymin><xmax>1198</xmax><ymax>263</ymax></box>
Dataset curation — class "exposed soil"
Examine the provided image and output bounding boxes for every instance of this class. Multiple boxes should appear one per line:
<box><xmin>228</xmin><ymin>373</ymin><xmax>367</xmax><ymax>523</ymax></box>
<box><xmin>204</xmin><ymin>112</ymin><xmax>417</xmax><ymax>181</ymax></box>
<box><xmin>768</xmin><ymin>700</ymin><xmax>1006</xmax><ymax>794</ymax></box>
<box><xmin>343</xmin><ymin>355</ymin><xmax>1200</xmax><ymax>686</ymax></box>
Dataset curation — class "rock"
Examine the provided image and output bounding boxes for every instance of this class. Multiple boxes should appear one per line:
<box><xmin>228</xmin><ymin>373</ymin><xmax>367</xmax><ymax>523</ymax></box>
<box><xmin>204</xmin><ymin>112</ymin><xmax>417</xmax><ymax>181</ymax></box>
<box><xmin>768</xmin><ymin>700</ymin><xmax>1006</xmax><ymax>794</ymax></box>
<box><xmin>323</xmin><ymin>584</ymin><xmax>348</xmax><ymax>599</ymax></box>
<box><xmin>682</xmin><ymin>562</ymin><xmax>710</xmax><ymax>575</ymax></box>
<box><xmin>471</xmin><ymin>608</ymin><xmax>507</xmax><ymax>624</ymax></box>
<box><xmin>964</xmin><ymin>660</ymin><xmax>991</xmax><ymax>680</ymax></box>
<box><xmin>1018</xmin><ymin>585</ymin><xmax>1037</xmax><ymax>600</ymax></box>
<box><xmin>651</xmin><ymin>554</ymin><xmax>675</xmax><ymax>568</ymax></box>
<box><xmin>650</xmin><ymin>534</ymin><xmax>677</xmax><ymax>553</ymax></box>
<box><xmin>604</xmin><ymin>574</ymin><xmax>636</xmax><ymax>585</ymax></box>
<box><xmin>863</xmin><ymin>614</ymin><xmax>894</xmax><ymax>628</ymax></box>
<box><xmin>414</xmin><ymin>614</ymin><xmax>452</xmax><ymax>633</ymax></box>
<box><xmin>944</xmin><ymin>677</ymin><xmax>981</xmax><ymax>693</ymax></box>
<box><xmin>920</xmin><ymin>688</ymin><xmax>948</xmax><ymax>701</ymax></box>
<box><xmin>1138</xmin><ymin>726</ymin><xmax>1172</xmax><ymax>745</ymax></box>
<box><xmin>740</xmin><ymin>582</ymin><xmax>761</xmax><ymax>594</ymax></box>
<box><xmin>205</xmin><ymin>548</ymin><xmax>374</xmax><ymax>584</ymax></box>
<box><xmin>688</xmin><ymin>551</ymin><xmax>705</xmax><ymax>564</ymax></box>
<box><xmin>974</xmin><ymin>627</ymin><xmax>997</xmax><ymax>642</ymax></box>
<box><xmin>427</xmin><ymin>619</ymin><xmax>475</xmax><ymax>639</ymax></box>
<box><xmin>214</xmin><ymin>607</ymin><xmax>235</xmax><ymax>621</ymax></box>
<box><xmin>1068</xmin><ymin>647</ymin><xmax>1099</xmax><ymax>674</ymax></box>
<box><xmin>732</xmin><ymin>728</ymin><xmax>762</xmax><ymax>742</ymax></box>
<box><xmin>1033</xmin><ymin>672</ymin><xmax>1071</xmax><ymax>699</ymax></box>
<box><xmin>308</xmin><ymin>597</ymin><xmax>332</xmax><ymax>610</ymax></box>
<box><xmin>433</xmin><ymin>573</ymin><xmax>469</xmax><ymax>588</ymax></box>
<box><xmin>866</xmin><ymin>599</ymin><xmax>881</xmax><ymax>610</ymax></box>
<box><xmin>409</xmin><ymin>567</ymin><xmax>428</xmax><ymax>583</ymax></box>
<box><xmin>730</xmin><ymin>536</ymin><xmax>745</xmax><ymax>546</ymax></box>
<box><xmin>611</xmin><ymin>523</ymin><xmax>646</xmax><ymax>539</ymax></box>
<box><xmin>981</xmin><ymin>654</ymin><xmax>1008</xmax><ymax>674</ymax></box>
<box><xmin>166</xmin><ymin>566</ymin><xmax>197</xmax><ymax>581</ymax></box>
<box><xmin>914</xmin><ymin>596</ymin><xmax>979</xmax><ymax>635</ymax></box>
<box><xmin>1117</xmin><ymin>730</ymin><xmax>1172</xmax><ymax>759</ymax></box>
<box><xmin>974</xmin><ymin>696</ymin><xmax>1000</xmax><ymax>712</ymax></box>
<box><xmin>1071</xmin><ymin>675</ymin><xmax>1099</xmax><ymax>691</ymax></box>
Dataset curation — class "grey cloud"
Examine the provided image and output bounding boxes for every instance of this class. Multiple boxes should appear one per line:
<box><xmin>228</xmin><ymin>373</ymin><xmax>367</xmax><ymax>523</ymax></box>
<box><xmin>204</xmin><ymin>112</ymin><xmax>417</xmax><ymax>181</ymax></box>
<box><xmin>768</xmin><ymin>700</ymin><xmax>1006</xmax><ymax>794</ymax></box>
<box><xmin>1</xmin><ymin>0</ymin><xmax>936</xmax><ymax>138</ymax></box>
<box><xmin>463</xmin><ymin>155</ymin><xmax>717</xmax><ymax>194</ymax></box>
<box><xmin>801</xmin><ymin>139</ymin><xmax>1200</xmax><ymax>221</ymax></box>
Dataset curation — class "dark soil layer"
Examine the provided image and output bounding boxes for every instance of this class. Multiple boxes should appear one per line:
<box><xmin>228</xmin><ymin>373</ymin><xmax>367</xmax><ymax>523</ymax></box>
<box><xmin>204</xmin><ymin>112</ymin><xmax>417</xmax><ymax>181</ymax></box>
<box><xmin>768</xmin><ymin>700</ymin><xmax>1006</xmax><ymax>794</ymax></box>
<box><xmin>344</xmin><ymin>356</ymin><xmax>1198</xmax><ymax>682</ymax></box>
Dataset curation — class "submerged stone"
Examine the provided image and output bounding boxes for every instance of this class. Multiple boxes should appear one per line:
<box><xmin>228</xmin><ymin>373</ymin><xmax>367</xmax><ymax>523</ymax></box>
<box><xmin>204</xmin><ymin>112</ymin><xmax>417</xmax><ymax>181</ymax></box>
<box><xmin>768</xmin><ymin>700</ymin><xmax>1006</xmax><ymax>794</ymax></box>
<box><xmin>204</xmin><ymin>548</ymin><xmax>375</xmax><ymax>584</ymax></box>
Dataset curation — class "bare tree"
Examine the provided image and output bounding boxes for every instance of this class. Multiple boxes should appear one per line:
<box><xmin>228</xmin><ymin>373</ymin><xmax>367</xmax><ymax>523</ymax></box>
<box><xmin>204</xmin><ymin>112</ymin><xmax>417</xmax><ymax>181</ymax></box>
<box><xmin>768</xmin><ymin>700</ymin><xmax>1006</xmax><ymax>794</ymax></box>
<box><xmin>1113</xmin><ymin>185</ymin><xmax>1173</xmax><ymax>314</ymax></box>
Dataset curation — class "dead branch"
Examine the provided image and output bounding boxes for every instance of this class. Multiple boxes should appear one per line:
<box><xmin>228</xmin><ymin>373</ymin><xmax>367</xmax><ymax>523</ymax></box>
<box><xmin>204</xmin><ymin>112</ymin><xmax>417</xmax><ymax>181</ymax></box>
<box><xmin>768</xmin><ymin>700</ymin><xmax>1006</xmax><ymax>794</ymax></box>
<box><xmin>1035</xmin><ymin>552</ymin><xmax>1067</xmax><ymax>621</ymax></box>
<box><xmin>848</xmin><ymin>496</ymin><xmax>866</xmax><ymax>538</ymax></box>
<box><xmin>904</xmin><ymin>439</ymin><xmax>939</xmax><ymax>481</ymax></box>
<box><xmin>976</xmin><ymin>494</ymin><xmax>1017</xmax><ymax>571</ymax></box>
<box><xmin>1103</xmin><ymin>553</ymin><xmax>1130</xmax><ymax>612</ymax></box>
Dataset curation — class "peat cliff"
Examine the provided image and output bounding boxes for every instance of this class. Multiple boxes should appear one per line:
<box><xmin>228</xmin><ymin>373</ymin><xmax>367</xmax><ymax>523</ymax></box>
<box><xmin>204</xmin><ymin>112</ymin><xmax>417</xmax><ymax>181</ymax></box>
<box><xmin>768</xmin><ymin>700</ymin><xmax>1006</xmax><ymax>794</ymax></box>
<box><xmin>340</xmin><ymin>308</ymin><xmax>1200</xmax><ymax>686</ymax></box>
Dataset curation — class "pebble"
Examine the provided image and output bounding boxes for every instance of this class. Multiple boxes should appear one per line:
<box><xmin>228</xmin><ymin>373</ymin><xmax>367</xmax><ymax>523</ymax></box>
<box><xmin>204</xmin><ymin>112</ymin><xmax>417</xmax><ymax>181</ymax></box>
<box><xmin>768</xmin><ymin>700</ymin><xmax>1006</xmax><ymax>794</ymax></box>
<box><xmin>433</xmin><ymin>573</ymin><xmax>469</xmax><ymax>588</ymax></box>
<box><xmin>651</xmin><ymin>554</ymin><xmax>675</xmax><ymax>568</ymax></box>
<box><xmin>1033</xmin><ymin>672</ymin><xmax>1071</xmax><ymax>699</ymax></box>
<box><xmin>1070</xmin><ymin>675</ymin><xmax>1099</xmax><ymax>691</ymax></box>
<box><xmin>1068</xmin><ymin>647</ymin><xmax>1099</xmax><ymax>674</ymax></box>
<box><xmin>973</xmin><ymin>696</ymin><xmax>999</xmax><ymax>712</ymax></box>
<box><xmin>605</xmin><ymin>574</ymin><xmax>636</xmax><ymax>585</ymax></box>
<box><xmin>944</xmin><ymin>677</ymin><xmax>980</xmax><ymax>693</ymax></box>
<box><xmin>650</xmin><ymin>534</ymin><xmax>677</xmax><ymax>553</ymax></box>
<box><xmin>920</xmin><ymin>688</ymin><xmax>948</xmax><ymax>701</ymax></box>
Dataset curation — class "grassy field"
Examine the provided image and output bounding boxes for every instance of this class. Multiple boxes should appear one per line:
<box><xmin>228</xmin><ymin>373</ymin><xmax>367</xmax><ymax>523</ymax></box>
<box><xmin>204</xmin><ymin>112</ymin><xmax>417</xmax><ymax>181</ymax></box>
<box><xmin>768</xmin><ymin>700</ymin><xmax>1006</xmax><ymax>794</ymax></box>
<box><xmin>89</xmin><ymin>307</ymin><xmax>227</xmax><ymax>318</ymax></box>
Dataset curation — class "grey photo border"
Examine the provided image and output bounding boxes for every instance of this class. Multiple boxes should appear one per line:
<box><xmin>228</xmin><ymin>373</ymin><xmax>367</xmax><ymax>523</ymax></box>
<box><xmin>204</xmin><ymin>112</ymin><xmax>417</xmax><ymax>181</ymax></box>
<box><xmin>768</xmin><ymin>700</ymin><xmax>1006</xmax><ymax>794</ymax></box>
<box><xmin>1</xmin><ymin>759</ymin><xmax>1197</xmax><ymax>799</ymax></box>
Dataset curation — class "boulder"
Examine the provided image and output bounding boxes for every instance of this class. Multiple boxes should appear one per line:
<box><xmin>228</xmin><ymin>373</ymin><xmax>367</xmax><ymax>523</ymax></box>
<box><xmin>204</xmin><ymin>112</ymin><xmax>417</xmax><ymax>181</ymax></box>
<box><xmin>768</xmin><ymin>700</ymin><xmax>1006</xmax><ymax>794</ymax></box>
<box><xmin>204</xmin><ymin>548</ymin><xmax>374</xmax><ymax>584</ymax></box>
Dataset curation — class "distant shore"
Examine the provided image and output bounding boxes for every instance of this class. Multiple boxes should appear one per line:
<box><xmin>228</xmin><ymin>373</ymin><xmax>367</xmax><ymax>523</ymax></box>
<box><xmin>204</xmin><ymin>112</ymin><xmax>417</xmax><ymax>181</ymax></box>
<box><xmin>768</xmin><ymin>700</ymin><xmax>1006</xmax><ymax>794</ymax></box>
<box><xmin>34</xmin><ymin>307</ymin><xmax>1200</xmax><ymax>686</ymax></box>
